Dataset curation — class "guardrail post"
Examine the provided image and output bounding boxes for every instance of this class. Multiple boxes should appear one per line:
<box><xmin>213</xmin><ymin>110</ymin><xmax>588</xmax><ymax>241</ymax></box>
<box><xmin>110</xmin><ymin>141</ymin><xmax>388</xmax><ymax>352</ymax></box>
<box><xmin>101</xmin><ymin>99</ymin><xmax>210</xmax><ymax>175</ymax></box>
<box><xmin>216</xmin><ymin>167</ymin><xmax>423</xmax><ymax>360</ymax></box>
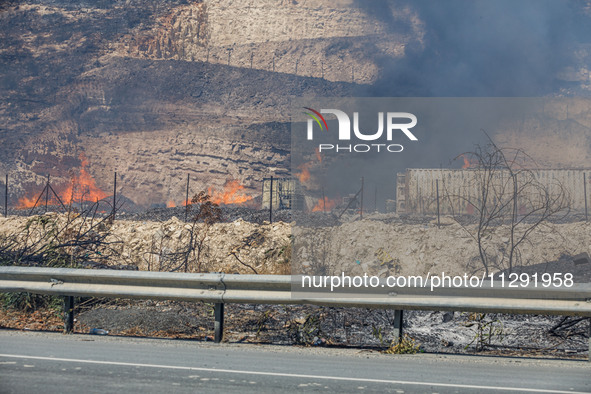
<box><xmin>214</xmin><ymin>302</ymin><xmax>224</xmax><ymax>343</ymax></box>
<box><xmin>588</xmin><ymin>318</ymin><xmax>590</xmax><ymax>362</ymax></box>
<box><xmin>393</xmin><ymin>309</ymin><xmax>403</xmax><ymax>343</ymax></box>
<box><xmin>63</xmin><ymin>296</ymin><xmax>74</xmax><ymax>334</ymax></box>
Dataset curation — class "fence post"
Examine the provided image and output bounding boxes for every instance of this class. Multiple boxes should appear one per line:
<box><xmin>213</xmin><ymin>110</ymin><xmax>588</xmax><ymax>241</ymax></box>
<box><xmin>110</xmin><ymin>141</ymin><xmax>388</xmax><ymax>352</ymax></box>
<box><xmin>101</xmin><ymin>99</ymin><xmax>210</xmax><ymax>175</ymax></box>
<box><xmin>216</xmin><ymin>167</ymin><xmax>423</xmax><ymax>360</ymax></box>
<box><xmin>45</xmin><ymin>174</ymin><xmax>50</xmax><ymax>212</ymax></box>
<box><xmin>185</xmin><ymin>173</ymin><xmax>190</xmax><ymax>222</ymax></box>
<box><xmin>214</xmin><ymin>302</ymin><xmax>224</xmax><ymax>343</ymax></box>
<box><xmin>513</xmin><ymin>173</ymin><xmax>518</xmax><ymax>222</ymax></box>
<box><xmin>112</xmin><ymin>171</ymin><xmax>117</xmax><ymax>218</ymax></box>
<box><xmin>4</xmin><ymin>174</ymin><xmax>7</xmax><ymax>218</ymax></box>
<box><xmin>374</xmin><ymin>185</ymin><xmax>377</xmax><ymax>212</ymax></box>
<box><xmin>360</xmin><ymin>177</ymin><xmax>364</xmax><ymax>219</ymax></box>
<box><xmin>393</xmin><ymin>310</ymin><xmax>404</xmax><ymax>343</ymax></box>
<box><xmin>584</xmin><ymin>173</ymin><xmax>588</xmax><ymax>222</ymax></box>
<box><xmin>436</xmin><ymin>179</ymin><xmax>441</xmax><ymax>228</ymax></box>
<box><xmin>269</xmin><ymin>176</ymin><xmax>273</xmax><ymax>223</ymax></box>
<box><xmin>63</xmin><ymin>296</ymin><xmax>75</xmax><ymax>334</ymax></box>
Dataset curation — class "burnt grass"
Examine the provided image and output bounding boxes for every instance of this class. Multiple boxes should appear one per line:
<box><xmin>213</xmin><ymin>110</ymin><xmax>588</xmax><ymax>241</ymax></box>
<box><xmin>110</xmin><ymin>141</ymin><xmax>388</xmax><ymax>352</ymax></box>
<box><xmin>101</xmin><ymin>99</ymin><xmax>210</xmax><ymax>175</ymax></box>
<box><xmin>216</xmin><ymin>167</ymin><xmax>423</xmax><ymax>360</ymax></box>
<box><xmin>18</xmin><ymin>298</ymin><xmax>582</xmax><ymax>359</ymax></box>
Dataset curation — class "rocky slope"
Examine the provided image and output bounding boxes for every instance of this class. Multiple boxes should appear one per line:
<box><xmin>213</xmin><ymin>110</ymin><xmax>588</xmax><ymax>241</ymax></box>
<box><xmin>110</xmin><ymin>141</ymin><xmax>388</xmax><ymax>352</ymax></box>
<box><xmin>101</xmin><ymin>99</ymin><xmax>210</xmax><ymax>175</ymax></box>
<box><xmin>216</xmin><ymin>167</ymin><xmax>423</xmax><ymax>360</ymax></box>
<box><xmin>0</xmin><ymin>0</ymin><xmax>412</xmax><ymax>207</ymax></box>
<box><xmin>2</xmin><ymin>0</ymin><xmax>591</xmax><ymax>208</ymax></box>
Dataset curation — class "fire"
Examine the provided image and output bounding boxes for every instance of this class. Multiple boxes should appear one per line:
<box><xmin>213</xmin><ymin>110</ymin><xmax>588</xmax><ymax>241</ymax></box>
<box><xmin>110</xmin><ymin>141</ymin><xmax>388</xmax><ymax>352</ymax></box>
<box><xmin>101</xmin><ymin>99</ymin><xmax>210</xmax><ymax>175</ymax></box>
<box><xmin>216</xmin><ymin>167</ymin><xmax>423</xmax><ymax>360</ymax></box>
<box><xmin>297</xmin><ymin>149</ymin><xmax>322</xmax><ymax>184</ymax></box>
<box><xmin>460</xmin><ymin>154</ymin><xmax>478</xmax><ymax>169</ymax></box>
<box><xmin>297</xmin><ymin>163</ymin><xmax>311</xmax><ymax>183</ymax></box>
<box><xmin>167</xmin><ymin>200</ymin><xmax>176</xmax><ymax>208</ymax></box>
<box><xmin>17</xmin><ymin>153</ymin><xmax>108</xmax><ymax>209</ymax></box>
<box><xmin>61</xmin><ymin>153</ymin><xmax>108</xmax><ymax>204</ymax></box>
<box><xmin>16</xmin><ymin>196</ymin><xmax>39</xmax><ymax>209</ymax></box>
<box><xmin>311</xmin><ymin>196</ymin><xmax>338</xmax><ymax>212</ymax></box>
<box><xmin>208</xmin><ymin>179</ymin><xmax>253</xmax><ymax>205</ymax></box>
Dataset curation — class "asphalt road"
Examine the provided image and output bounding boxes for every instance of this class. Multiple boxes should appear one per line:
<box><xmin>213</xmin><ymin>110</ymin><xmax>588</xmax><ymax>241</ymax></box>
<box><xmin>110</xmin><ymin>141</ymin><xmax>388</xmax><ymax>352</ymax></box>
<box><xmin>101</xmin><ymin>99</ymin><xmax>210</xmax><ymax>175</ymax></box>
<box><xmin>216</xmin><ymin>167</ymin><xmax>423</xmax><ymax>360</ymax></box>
<box><xmin>0</xmin><ymin>330</ymin><xmax>589</xmax><ymax>393</ymax></box>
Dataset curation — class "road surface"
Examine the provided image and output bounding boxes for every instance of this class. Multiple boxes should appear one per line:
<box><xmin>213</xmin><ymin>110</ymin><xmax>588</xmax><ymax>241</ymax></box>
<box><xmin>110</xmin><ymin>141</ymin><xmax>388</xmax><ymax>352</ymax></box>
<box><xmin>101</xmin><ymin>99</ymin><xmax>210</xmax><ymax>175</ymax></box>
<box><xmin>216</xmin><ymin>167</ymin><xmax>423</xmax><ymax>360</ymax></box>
<box><xmin>0</xmin><ymin>330</ymin><xmax>589</xmax><ymax>393</ymax></box>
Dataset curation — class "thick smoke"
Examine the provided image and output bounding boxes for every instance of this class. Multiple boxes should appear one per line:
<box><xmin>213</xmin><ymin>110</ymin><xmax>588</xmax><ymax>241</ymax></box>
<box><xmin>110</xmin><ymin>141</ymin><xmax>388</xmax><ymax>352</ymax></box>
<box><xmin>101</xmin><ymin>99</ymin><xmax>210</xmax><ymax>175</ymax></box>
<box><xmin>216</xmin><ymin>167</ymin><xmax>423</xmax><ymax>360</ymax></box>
<box><xmin>304</xmin><ymin>1</ymin><xmax>591</xmax><ymax>211</ymax></box>
<box><xmin>356</xmin><ymin>0</ymin><xmax>584</xmax><ymax>97</ymax></box>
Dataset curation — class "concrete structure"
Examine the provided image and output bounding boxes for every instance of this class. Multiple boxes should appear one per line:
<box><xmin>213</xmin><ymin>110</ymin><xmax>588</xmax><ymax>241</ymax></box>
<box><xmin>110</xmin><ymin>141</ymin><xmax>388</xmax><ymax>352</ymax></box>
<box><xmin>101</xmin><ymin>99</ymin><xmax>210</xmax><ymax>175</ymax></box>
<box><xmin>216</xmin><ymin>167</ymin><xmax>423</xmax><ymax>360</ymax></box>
<box><xmin>396</xmin><ymin>168</ymin><xmax>591</xmax><ymax>215</ymax></box>
<box><xmin>261</xmin><ymin>178</ymin><xmax>302</xmax><ymax>210</ymax></box>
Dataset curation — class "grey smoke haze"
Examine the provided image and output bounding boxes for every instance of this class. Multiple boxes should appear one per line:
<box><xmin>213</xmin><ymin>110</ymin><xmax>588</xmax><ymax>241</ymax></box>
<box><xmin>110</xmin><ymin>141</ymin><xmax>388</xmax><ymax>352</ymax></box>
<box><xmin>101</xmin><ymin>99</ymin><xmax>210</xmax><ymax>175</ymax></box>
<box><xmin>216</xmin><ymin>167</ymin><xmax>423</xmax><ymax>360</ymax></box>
<box><xmin>311</xmin><ymin>0</ymin><xmax>591</xmax><ymax>210</ymax></box>
<box><xmin>356</xmin><ymin>0</ymin><xmax>584</xmax><ymax>96</ymax></box>
<box><xmin>297</xmin><ymin>0</ymin><xmax>591</xmax><ymax>209</ymax></box>
<box><xmin>292</xmin><ymin>98</ymin><xmax>526</xmax><ymax>210</ymax></box>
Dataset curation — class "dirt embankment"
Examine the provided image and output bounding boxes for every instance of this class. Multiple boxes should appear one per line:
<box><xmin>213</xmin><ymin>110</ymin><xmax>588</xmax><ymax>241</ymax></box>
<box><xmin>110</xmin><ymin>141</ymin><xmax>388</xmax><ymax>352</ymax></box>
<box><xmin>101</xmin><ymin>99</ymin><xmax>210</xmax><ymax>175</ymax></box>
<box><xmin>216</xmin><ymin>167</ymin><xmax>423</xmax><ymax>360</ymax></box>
<box><xmin>0</xmin><ymin>214</ymin><xmax>291</xmax><ymax>274</ymax></box>
<box><xmin>294</xmin><ymin>214</ymin><xmax>591</xmax><ymax>278</ymax></box>
<box><xmin>2</xmin><ymin>213</ymin><xmax>591</xmax><ymax>279</ymax></box>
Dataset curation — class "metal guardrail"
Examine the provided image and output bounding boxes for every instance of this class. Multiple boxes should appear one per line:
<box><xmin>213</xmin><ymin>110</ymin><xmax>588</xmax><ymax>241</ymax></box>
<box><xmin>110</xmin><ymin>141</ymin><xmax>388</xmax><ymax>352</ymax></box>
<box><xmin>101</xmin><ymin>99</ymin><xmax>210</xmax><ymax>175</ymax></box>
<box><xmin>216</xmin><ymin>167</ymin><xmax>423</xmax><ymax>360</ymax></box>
<box><xmin>0</xmin><ymin>267</ymin><xmax>590</xmax><ymax>359</ymax></box>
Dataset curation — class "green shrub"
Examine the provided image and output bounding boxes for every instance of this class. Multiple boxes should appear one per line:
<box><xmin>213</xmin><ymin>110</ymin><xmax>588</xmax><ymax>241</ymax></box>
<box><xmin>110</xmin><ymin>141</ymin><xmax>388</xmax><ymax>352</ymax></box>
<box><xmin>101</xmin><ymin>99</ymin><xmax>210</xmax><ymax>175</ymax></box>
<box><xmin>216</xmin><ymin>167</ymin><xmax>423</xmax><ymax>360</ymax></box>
<box><xmin>1</xmin><ymin>292</ymin><xmax>62</xmax><ymax>313</ymax></box>
<box><xmin>384</xmin><ymin>334</ymin><xmax>421</xmax><ymax>354</ymax></box>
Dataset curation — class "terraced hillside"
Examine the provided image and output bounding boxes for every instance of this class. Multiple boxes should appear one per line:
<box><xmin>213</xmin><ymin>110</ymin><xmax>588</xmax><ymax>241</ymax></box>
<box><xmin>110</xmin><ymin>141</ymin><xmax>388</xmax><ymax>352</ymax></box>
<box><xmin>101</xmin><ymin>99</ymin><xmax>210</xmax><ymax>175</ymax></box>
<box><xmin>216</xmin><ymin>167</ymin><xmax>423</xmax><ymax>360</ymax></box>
<box><xmin>2</xmin><ymin>0</ymin><xmax>591</xmax><ymax>207</ymax></box>
<box><xmin>0</xmin><ymin>0</ymin><xmax>412</xmax><ymax>206</ymax></box>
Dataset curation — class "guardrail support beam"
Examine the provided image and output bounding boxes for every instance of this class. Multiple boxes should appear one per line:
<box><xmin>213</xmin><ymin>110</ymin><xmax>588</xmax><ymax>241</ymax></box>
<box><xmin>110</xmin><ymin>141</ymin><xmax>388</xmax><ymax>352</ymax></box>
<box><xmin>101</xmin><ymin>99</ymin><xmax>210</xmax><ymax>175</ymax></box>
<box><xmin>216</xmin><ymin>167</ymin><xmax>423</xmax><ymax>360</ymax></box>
<box><xmin>63</xmin><ymin>296</ymin><xmax>74</xmax><ymax>334</ymax></box>
<box><xmin>214</xmin><ymin>302</ymin><xmax>224</xmax><ymax>343</ymax></box>
<box><xmin>393</xmin><ymin>309</ymin><xmax>403</xmax><ymax>343</ymax></box>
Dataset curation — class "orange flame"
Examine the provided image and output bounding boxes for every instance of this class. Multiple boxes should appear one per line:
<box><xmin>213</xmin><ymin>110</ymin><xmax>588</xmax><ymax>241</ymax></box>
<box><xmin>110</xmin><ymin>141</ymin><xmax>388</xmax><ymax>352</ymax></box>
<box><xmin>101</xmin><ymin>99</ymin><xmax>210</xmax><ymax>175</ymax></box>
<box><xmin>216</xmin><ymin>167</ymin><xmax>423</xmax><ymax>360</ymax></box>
<box><xmin>297</xmin><ymin>150</ymin><xmax>322</xmax><ymax>184</ymax></box>
<box><xmin>460</xmin><ymin>154</ymin><xmax>477</xmax><ymax>169</ymax></box>
<box><xmin>315</xmin><ymin>147</ymin><xmax>322</xmax><ymax>163</ymax></box>
<box><xmin>208</xmin><ymin>179</ymin><xmax>253</xmax><ymax>205</ymax></box>
<box><xmin>61</xmin><ymin>153</ymin><xmax>108</xmax><ymax>204</ymax></box>
<box><xmin>16</xmin><ymin>196</ymin><xmax>39</xmax><ymax>209</ymax></box>
<box><xmin>311</xmin><ymin>196</ymin><xmax>338</xmax><ymax>212</ymax></box>
<box><xmin>167</xmin><ymin>200</ymin><xmax>176</xmax><ymax>208</ymax></box>
<box><xmin>297</xmin><ymin>163</ymin><xmax>311</xmax><ymax>183</ymax></box>
<box><xmin>17</xmin><ymin>153</ymin><xmax>108</xmax><ymax>209</ymax></box>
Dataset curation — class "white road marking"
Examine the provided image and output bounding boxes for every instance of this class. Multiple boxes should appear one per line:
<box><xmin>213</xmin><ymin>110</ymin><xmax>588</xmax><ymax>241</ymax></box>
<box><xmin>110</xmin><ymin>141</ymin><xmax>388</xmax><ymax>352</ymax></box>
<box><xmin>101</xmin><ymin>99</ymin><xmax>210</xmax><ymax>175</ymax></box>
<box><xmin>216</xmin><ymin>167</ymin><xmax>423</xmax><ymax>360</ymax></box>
<box><xmin>0</xmin><ymin>353</ymin><xmax>586</xmax><ymax>394</ymax></box>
